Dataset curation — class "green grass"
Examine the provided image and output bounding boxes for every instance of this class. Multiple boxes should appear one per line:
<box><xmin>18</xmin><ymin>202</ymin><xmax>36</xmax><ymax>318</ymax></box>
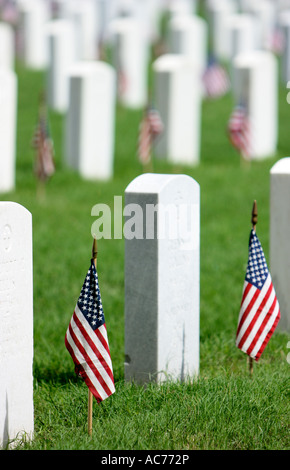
<box><xmin>1</xmin><ymin>60</ymin><xmax>289</xmax><ymax>451</ymax></box>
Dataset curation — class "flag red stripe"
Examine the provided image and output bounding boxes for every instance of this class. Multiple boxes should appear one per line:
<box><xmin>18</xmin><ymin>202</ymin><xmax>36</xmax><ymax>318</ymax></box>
<box><xmin>247</xmin><ymin>294</ymin><xmax>277</xmax><ymax>355</ymax></box>
<box><xmin>68</xmin><ymin>320</ymin><xmax>113</xmax><ymax>398</ymax></box>
<box><xmin>254</xmin><ymin>305</ymin><xmax>281</xmax><ymax>360</ymax></box>
<box><xmin>65</xmin><ymin>333</ymin><xmax>103</xmax><ymax>403</ymax></box>
<box><xmin>73</xmin><ymin>311</ymin><xmax>114</xmax><ymax>383</ymax></box>
<box><xmin>236</xmin><ymin>285</ymin><xmax>260</xmax><ymax>338</ymax></box>
<box><xmin>95</xmin><ymin>325</ymin><xmax>111</xmax><ymax>358</ymax></box>
<box><xmin>237</xmin><ymin>283</ymin><xmax>273</xmax><ymax>350</ymax></box>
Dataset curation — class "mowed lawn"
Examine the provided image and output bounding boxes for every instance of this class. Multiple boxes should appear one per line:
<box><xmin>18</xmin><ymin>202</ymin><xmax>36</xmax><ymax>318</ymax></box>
<box><xmin>1</xmin><ymin>58</ymin><xmax>289</xmax><ymax>450</ymax></box>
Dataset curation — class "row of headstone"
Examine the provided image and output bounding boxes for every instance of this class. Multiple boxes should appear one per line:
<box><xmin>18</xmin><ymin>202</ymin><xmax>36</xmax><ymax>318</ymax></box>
<box><xmin>1</xmin><ymin>158</ymin><xmax>290</xmax><ymax>445</ymax></box>
<box><xmin>0</xmin><ymin>0</ymin><xmax>287</xmax><ymax>189</ymax></box>
<box><xmin>1</xmin><ymin>0</ymin><xmax>290</xmax><ymax>187</ymax></box>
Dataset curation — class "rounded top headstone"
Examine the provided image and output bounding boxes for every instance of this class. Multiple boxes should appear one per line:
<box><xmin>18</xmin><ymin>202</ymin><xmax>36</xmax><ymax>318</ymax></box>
<box><xmin>270</xmin><ymin>157</ymin><xmax>290</xmax><ymax>174</ymax></box>
<box><xmin>125</xmin><ymin>173</ymin><xmax>199</xmax><ymax>194</ymax></box>
<box><xmin>233</xmin><ymin>49</ymin><xmax>275</xmax><ymax>68</ymax></box>
<box><xmin>68</xmin><ymin>60</ymin><xmax>114</xmax><ymax>78</ymax></box>
<box><xmin>153</xmin><ymin>53</ymin><xmax>195</xmax><ymax>72</ymax></box>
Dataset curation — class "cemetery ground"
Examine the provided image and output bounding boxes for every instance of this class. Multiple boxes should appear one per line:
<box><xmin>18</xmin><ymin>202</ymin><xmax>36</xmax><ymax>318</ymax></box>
<box><xmin>2</xmin><ymin>63</ymin><xmax>290</xmax><ymax>451</ymax></box>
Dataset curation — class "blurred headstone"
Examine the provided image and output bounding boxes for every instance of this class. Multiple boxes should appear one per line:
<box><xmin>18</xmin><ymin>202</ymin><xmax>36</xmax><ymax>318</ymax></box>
<box><xmin>45</xmin><ymin>19</ymin><xmax>76</xmax><ymax>113</ymax></box>
<box><xmin>65</xmin><ymin>61</ymin><xmax>116</xmax><ymax>181</ymax></box>
<box><xmin>17</xmin><ymin>0</ymin><xmax>49</xmax><ymax>69</ymax></box>
<box><xmin>110</xmin><ymin>17</ymin><xmax>149</xmax><ymax>109</ymax></box>
<box><xmin>226</xmin><ymin>14</ymin><xmax>259</xmax><ymax>62</ymax></box>
<box><xmin>0</xmin><ymin>69</ymin><xmax>17</xmax><ymax>194</ymax></box>
<box><xmin>58</xmin><ymin>0</ymin><xmax>98</xmax><ymax>60</ymax></box>
<box><xmin>168</xmin><ymin>14</ymin><xmax>208</xmax><ymax>79</ymax></box>
<box><xmin>0</xmin><ymin>22</ymin><xmax>14</xmax><ymax>70</ymax></box>
<box><xmin>153</xmin><ymin>54</ymin><xmax>202</xmax><ymax>165</ymax></box>
<box><xmin>279</xmin><ymin>10</ymin><xmax>290</xmax><ymax>83</ymax></box>
<box><xmin>206</xmin><ymin>0</ymin><xmax>237</xmax><ymax>61</ymax></box>
<box><xmin>232</xmin><ymin>50</ymin><xmax>278</xmax><ymax>159</ymax></box>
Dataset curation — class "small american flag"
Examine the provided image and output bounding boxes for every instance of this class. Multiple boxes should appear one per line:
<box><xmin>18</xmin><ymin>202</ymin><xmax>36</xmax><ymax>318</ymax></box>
<box><xmin>138</xmin><ymin>106</ymin><xmax>164</xmax><ymax>165</ymax></box>
<box><xmin>202</xmin><ymin>58</ymin><xmax>230</xmax><ymax>99</ymax></box>
<box><xmin>228</xmin><ymin>105</ymin><xmax>251</xmax><ymax>160</ymax></box>
<box><xmin>236</xmin><ymin>229</ymin><xmax>280</xmax><ymax>361</ymax></box>
<box><xmin>65</xmin><ymin>260</ymin><xmax>115</xmax><ymax>403</ymax></box>
<box><xmin>32</xmin><ymin>98</ymin><xmax>55</xmax><ymax>182</ymax></box>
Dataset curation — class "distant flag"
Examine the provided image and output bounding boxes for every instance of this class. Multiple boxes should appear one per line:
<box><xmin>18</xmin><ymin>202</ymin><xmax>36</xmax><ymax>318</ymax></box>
<box><xmin>138</xmin><ymin>105</ymin><xmax>164</xmax><ymax>165</ymax></box>
<box><xmin>1</xmin><ymin>0</ymin><xmax>18</xmax><ymax>25</ymax></box>
<box><xmin>269</xmin><ymin>28</ymin><xmax>284</xmax><ymax>55</ymax></box>
<box><xmin>202</xmin><ymin>57</ymin><xmax>230</xmax><ymax>99</ymax></box>
<box><xmin>227</xmin><ymin>104</ymin><xmax>251</xmax><ymax>160</ymax></box>
<box><xmin>65</xmin><ymin>259</ymin><xmax>115</xmax><ymax>403</ymax></box>
<box><xmin>236</xmin><ymin>229</ymin><xmax>280</xmax><ymax>361</ymax></box>
<box><xmin>32</xmin><ymin>94</ymin><xmax>55</xmax><ymax>182</ymax></box>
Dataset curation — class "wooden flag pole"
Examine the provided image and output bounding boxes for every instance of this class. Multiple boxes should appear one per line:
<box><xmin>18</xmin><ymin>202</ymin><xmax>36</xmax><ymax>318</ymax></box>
<box><xmin>249</xmin><ymin>200</ymin><xmax>258</xmax><ymax>376</ymax></box>
<box><xmin>88</xmin><ymin>238</ymin><xmax>98</xmax><ymax>436</ymax></box>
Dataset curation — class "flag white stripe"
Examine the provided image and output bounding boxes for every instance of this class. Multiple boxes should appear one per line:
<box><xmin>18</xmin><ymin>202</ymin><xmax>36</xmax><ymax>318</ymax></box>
<box><xmin>236</xmin><ymin>282</ymin><xmax>256</xmax><ymax>324</ymax></box>
<box><xmin>65</xmin><ymin>326</ymin><xmax>109</xmax><ymax>401</ymax></box>
<box><xmin>250</xmin><ymin>302</ymin><xmax>280</xmax><ymax>358</ymax></box>
<box><xmin>236</xmin><ymin>275</ymin><xmax>272</xmax><ymax>345</ymax></box>
<box><xmin>240</xmin><ymin>283</ymin><xmax>276</xmax><ymax>352</ymax></box>
<box><xmin>75</xmin><ymin>304</ymin><xmax>114</xmax><ymax>375</ymax></box>
<box><xmin>71</xmin><ymin>308</ymin><xmax>115</xmax><ymax>394</ymax></box>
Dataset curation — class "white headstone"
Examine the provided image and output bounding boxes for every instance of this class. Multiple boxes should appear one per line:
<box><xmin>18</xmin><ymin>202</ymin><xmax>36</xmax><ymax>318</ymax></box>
<box><xmin>18</xmin><ymin>0</ymin><xmax>49</xmax><ymax>69</ymax></box>
<box><xmin>0</xmin><ymin>69</ymin><xmax>17</xmax><ymax>194</ymax></box>
<box><xmin>226</xmin><ymin>14</ymin><xmax>259</xmax><ymax>61</ymax></box>
<box><xmin>65</xmin><ymin>61</ymin><xmax>116</xmax><ymax>181</ymax></box>
<box><xmin>153</xmin><ymin>54</ymin><xmax>202</xmax><ymax>165</ymax></box>
<box><xmin>45</xmin><ymin>19</ymin><xmax>76</xmax><ymax>113</ymax></box>
<box><xmin>270</xmin><ymin>157</ymin><xmax>290</xmax><ymax>332</ymax></box>
<box><xmin>0</xmin><ymin>23</ymin><xmax>14</xmax><ymax>70</ymax></box>
<box><xmin>124</xmin><ymin>173</ymin><xmax>200</xmax><ymax>384</ymax></box>
<box><xmin>168</xmin><ymin>14</ymin><xmax>208</xmax><ymax>77</ymax></box>
<box><xmin>59</xmin><ymin>0</ymin><xmax>98</xmax><ymax>60</ymax></box>
<box><xmin>279</xmin><ymin>11</ymin><xmax>290</xmax><ymax>83</ymax></box>
<box><xmin>168</xmin><ymin>0</ymin><xmax>198</xmax><ymax>17</ymax></box>
<box><xmin>246</xmin><ymin>0</ymin><xmax>276</xmax><ymax>50</ymax></box>
<box><xmin>0</xmin><ymin>202</ymin><xmax>33</xmax><ymax>448</ymax></box>
<box><xmin>110</xmin><ymin>17</ymin><xmax>149</xmax><ymax>109</ymax></box>
<box><xmin>206</xmin><ymin>0</ymin><xmax>237</xmax><ymax>61</ymax></box>
<box><xmin>232</xmin><ymin>50</ymin><xmax>278</xmax><ymax>159</ymax></box>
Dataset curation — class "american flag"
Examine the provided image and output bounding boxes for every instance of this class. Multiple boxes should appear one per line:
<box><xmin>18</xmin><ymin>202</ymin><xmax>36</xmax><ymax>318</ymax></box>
<box><xmin>202</xmin><ymin>59</ymin><xmax>230</xmax><ymax>99</ymax></box>
<box><xmin>228</xmin><ymin>105</ymin><xmax>251</xmax><ymax>160</ymax></box>
<box><xmin>32</xmin><ymin>99</ymin><xmax>55</xmax><ymax>182</ymax></box>
<box><xmin>65</xmin><ymin>259</ymin><xmax>115</xmax><ymax>403</ymax></box>
<box><xmin>236</xmin><ymin>229</ymin><xmax>280</xmax><ymax>361</ymax></box>
<box><xmin>138</xmin><ymin>106</ymin><xmax>164</xmax><ymax>165</ymax></box>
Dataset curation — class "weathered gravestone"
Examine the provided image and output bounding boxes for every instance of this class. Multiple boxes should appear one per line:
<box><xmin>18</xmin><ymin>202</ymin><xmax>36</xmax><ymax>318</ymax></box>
<box><xmin>45</xmin><ymin>19</ymin><xmax>76</xmax><ymax>113</ymax></box>
<box><xmin>65</xmin><ymin>61</ymin><xmax>116</xmax><ymax>181</ymax></box>
<box><xmin>168</xmin><ymin>14</ymin><xmax>208</xmax><ymax>78</ymax></box>
<box><xmin>232</xmin><ymin>50</ymin><xmax>278</xmax><ymax>159</ymax></box>
<box><xmin>18</xmin><ymin>0</ymin><xmax>49</xmax><ymax>69</ymax></box>
<box><xmin>0</xmin><ymin>22</ymin><xmax>14</xmax><ymax>70</ymax></box>
<box><xmin>0</xmin><ymin>69</ymin><xmax>17</xmax><ymax>194</ymax></box>
<box><xmin>270</xmin><ymin>157</ymin><xmax>290</xmax><ymax>332</ymax></box>
<box><xmin>0</xmin><ymin>202</ymin><xmax>33</xmax><ymax>448</ymax></box>
<box><xmin>110</xmin><ymin>17</ymin><xmax>149</xmax><ymax>109</ymax></box>
<box><xmin>153</xmin><ymin>54</ymin><xmax>202</xmax><ymax>165</ymax></box>
<box><xmin>124</xmin><ymin>173</ymin><xmax>200</xmax><ymax>384</ymax></box>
